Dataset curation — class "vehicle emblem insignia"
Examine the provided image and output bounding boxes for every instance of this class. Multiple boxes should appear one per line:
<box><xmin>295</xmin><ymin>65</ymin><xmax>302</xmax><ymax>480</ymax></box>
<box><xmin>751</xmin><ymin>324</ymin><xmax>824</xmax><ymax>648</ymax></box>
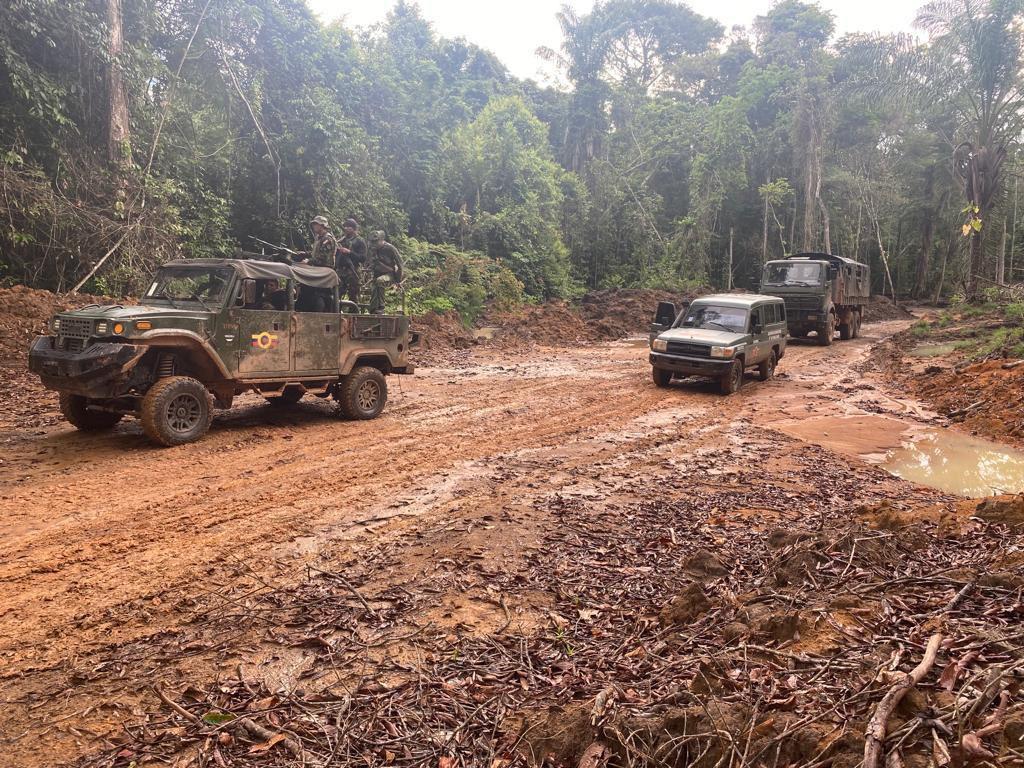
<box><xmin>251</xmin><ymin>331</ymin><xmax>279</xmax><ymax>350</ymax></box>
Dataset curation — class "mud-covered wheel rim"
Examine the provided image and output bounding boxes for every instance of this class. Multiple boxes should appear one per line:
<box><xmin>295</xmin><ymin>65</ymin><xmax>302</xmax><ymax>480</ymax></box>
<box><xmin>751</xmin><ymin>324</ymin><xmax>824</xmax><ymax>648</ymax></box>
<box><xmin>356</xmin><ymin>379</ymin><xmax>381</xmax><ymax>412</ymax></box>
<box><xmin>731</xmin><ymin>361</ymin><xmax>743</xmax><ymax>389</ymax></box>
<box><xmin>165</xmin><ymin>392</ymin><xmax>203</xmax><ymax>434</ymax></box>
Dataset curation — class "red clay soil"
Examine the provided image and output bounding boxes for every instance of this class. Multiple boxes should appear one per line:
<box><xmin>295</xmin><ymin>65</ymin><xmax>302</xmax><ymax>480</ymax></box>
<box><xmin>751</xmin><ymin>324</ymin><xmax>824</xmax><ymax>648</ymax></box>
<box><xmin>910</xmin><ymin>359</ymin><xmax>1024</xmax><ymax>445</ymax></box>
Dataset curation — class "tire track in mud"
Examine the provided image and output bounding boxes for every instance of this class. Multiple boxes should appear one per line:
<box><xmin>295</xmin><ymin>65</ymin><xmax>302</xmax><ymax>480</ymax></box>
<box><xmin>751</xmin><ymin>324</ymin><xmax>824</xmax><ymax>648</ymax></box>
<box><xmin>0</xmin><ymin>323</ymin><xmax>935</xmax><ymax>767</ymax></box>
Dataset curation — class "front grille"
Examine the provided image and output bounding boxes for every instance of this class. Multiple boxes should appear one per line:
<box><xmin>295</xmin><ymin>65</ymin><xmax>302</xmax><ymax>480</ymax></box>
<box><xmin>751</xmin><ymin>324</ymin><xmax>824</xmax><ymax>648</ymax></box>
<box><xmin>59</xmin><ymin>316</ymin><xmax>93</xmax><ymax>338</ymax></box>
<box><xmin>666</xmin><ymin>341</ymin><xmax>711</xmax><ymax>358</ymax></box>
<box><xmin>352</xmin><ymin>316</ymin><xmax>399</xmax><ymax>339</ymax></box>
<box><xmin>784</xmin><ymin>296</ymin><xmax>823</xmax><ymax>310</ymax></box>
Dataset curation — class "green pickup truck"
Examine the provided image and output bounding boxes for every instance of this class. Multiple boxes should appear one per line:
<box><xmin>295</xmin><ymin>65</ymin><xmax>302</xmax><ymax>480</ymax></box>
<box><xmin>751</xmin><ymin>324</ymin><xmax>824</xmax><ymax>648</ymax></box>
<box><xmin>28</xmin><ymin>258</ymin><xmax>416</xmax><ymax>446</ymax></box>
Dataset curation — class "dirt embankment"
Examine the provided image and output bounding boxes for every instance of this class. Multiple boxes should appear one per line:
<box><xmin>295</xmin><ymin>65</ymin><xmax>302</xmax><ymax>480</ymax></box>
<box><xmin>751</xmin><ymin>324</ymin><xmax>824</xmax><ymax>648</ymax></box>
<box><xmin>0</xmin><ymin>285</ymin><xmax>122</xmax><ymax>431</ymax></box>
<box><xmin>865</xmin><ymin>294</ymin><xmax>914</xmax><ymax>322</ymax></box>
<box><xmin>874</xmin><ymin>303</ymin><xmax>1024</xmax><ymax>445</ymax></box>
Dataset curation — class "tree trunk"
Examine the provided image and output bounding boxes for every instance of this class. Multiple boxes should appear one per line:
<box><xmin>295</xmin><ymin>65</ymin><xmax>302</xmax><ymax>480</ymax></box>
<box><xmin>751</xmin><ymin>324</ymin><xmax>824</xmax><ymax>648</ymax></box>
<box><xmin>997</xmin><ymin>220</ymin><xmax>1007</xmax><ymax>285</ymax></box>
<box><xmin>762</xmin><ymin>178</ymin><xmax>769</xmax><ymax>264</ymax></box>
<box><xmin>967</xmin><ymin>229</ymin><xmax>983</xmax><ymax>300</ymax></box>
<box><xmin>106</xmin><ymin>0</ymin><xmax>132</xmax><ymax>167</ymax></box>
<box><xmin>913</xmin><ymin>167</ymin><xmax>936</xmax><ymax>298</ymax></box>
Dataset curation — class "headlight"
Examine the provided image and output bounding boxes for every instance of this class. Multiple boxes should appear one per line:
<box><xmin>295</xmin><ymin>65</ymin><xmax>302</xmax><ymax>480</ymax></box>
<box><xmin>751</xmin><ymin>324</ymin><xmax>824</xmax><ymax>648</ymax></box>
<box><xmin>96</xmin><ymin>321</ymin><xmax>108</xmax><ymax>334</ymax></box>
<box><xmin>113</xmin><ymin>323</ymin><xmax>124</xmax><ymax>334</ymax></box>
<box><xmin>52</xmin><ymin>318</ymin><xmax>61</xmax><ymax>332</ymax></box>
<box><xmin>652</xmin><ymin>338</ymin><xmax>668</xmax><ymax>352</ymax></box>
<box><xmin>710</xmin><ymin>345</ymin><xmax>738</xmax><ymax>358</ymax></box>
<box><xmin>135</xmin><ymin>320</ymin><xmax>152</xmax><ymax>330</ymax></box>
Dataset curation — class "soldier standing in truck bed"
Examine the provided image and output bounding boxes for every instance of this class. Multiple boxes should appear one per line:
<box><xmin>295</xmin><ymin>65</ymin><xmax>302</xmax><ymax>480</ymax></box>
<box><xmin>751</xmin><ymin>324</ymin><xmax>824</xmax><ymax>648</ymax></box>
<box><xmin>336</xmin><ymin>218</ymin><xmax>366</xmax><ymax>304</ymax></box>
<box><xmin>368</xmin><ymin>231</ymin><xmax>404</xmax><ymax>314</ymax></box>
<box><xmin>302</xmin><ymin>215</ymin><xmax>338</xmax><ymax>268</ymax></box>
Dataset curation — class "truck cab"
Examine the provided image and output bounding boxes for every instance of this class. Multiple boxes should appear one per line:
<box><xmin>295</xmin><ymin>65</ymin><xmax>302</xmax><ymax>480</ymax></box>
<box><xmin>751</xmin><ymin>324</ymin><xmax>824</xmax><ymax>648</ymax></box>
<box><xmin>29</xmin><ymin>259</ymin><xmax>416</xmax><ymax>446</ymax></box>
<box><xmin>649</xmin><ymin>294</ymin><xmax>788</xmax><ymax>394</ymax></box>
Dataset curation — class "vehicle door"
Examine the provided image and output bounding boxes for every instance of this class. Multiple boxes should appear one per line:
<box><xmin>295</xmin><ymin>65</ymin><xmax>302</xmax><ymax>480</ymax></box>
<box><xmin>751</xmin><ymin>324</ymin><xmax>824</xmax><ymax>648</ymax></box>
<box><xmin>230</xmin><ymin>278</ymin><xmax>293</xmax><ymax>375</ymax></box>
<box><xmin>748</xmin><ymin>307</ymin><xmax>767</xmax><ymax>363</ymax></box>
<box><xmin>292</xmin><ymin>286</ymin><xmax>341</xmax><ymax>373</ymax></box>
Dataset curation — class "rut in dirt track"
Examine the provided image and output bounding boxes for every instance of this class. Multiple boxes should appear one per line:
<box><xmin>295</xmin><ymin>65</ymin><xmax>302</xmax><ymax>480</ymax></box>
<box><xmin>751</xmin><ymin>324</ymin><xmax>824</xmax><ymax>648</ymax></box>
<box><xmin>0</xmin><ymin>321</ymin><xmax>952</xmax><ymax>767</ymax></box>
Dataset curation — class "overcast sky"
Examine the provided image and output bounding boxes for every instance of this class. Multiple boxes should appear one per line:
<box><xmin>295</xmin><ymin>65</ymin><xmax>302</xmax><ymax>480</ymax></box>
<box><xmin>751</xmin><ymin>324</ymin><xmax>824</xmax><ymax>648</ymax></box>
<box><xmin>307</xmin><ymin>0</ymin><xmax>923</xmax><ymax>82</ymax></box>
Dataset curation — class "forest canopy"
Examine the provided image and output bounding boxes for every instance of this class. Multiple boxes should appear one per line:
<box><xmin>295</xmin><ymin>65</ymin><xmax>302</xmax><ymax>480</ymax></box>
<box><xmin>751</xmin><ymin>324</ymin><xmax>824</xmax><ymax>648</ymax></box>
<box><xmin>1</xmin><ymin>0</ymin><xmax>1022</xmax><ymax>309</ymax></box>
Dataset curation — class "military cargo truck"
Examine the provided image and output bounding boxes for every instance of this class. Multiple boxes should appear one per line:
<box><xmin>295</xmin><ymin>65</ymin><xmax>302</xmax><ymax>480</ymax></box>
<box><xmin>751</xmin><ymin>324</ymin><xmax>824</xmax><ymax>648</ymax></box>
<box><xmin>761</xmin><ymin>253</ymin><xmax>870</xmax><ymax>344</ymax></box>
<box><xmin>28</xmin><ymin>259</ymin><xmax>416</xmax><ymax>446</ymax></box>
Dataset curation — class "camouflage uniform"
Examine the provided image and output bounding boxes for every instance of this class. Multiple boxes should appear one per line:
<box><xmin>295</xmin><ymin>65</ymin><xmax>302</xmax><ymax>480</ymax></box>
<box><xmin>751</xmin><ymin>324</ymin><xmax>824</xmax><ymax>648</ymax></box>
<box><xmin>308</xmin><ymin>215</ymin><xmax>338</xmax><ymax>268</ymax></box>
<box><xmin>337</xmin><ymin>219</ymin><xmax>367</xmax><ymax>304</ymax></box>
<box><xmin>368</xmin><ymin>232</ymin><xmax>404</xmax><ymax>314</ymax></box>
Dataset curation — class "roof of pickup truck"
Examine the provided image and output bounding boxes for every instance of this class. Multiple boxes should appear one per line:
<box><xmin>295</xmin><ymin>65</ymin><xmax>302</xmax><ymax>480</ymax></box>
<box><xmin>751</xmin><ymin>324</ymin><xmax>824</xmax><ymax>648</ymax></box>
<box><xmin>692</xmin><ymin>293</ymin><xmax>782</xmax><ymax>308</ymax></box>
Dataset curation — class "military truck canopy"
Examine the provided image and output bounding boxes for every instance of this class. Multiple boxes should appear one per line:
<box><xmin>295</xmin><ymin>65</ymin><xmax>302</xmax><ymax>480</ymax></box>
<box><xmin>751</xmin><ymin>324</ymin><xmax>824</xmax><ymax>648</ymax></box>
<box><xmin>787</xmin><ymin>252</ymin><xmax>868</xmax><ymax>270</ymax></box>
<box><xmin>162</xmin><ymin>259</ymin><xmax>340</xmax><ymax>289</ymax></box>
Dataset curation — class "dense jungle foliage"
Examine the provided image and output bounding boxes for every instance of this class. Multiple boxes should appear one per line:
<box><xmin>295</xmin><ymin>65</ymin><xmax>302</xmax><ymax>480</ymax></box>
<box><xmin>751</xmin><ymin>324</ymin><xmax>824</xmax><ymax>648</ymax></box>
<box><xmin>1</xmin><ymin>0</ymin><xmax>1023</xmax><ymax>317</ymax></box>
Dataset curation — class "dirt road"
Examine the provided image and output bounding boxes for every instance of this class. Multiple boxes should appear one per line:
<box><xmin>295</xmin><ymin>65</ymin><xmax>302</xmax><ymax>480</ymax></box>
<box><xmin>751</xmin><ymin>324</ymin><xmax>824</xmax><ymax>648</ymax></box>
<box><xmin>0</xmin><ymin>321</ymin><xmax>999</xmax><ymax>766</ymax></box>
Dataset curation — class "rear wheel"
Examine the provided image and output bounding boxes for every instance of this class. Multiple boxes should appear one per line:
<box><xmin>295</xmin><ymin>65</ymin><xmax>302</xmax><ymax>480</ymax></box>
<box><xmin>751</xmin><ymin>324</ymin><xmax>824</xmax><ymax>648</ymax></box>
<box><xmin>59</xmin><ymin>394</ymin><xmax>123</xmax><ymax>431</ymax></box>
<box><xmin>652</xmin><ymin>367</ymin><xmax>673</xmax><ymax>388</ymax></box>
<box><xmin>852</xmin><ymin>313</ymin><xmax>861</xmax><ymax>338</ymax></box>
<box><xmin>337</xmin><ymin>366</ymin><xmax>388</xmax><ymax>420</ymax></box>
<box><xmin>719</xmin><ymin>359</ymin><xmax>744</xmax><ymax>395</ymax></box>
<box><xmin>140</xmin><ymin>376</ymin><xmax>212</xmax><ymax>446</ymax></box>
<box><xmin>839</xmin><ymin>321</ymin><xmax>852</xmax><ymax>340</ymax></box>
<box><xmin>758</xmin><ymin>350</ymin><xmax>777</xmax><ymax>382</ymax></box>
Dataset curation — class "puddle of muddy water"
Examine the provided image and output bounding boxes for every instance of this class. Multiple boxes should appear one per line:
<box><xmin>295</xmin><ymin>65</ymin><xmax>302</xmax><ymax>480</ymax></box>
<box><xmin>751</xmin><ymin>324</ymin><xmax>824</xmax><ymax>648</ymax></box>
<box><xmin>882</xmin><ymin>431</ymin><xmax>1024</xmax><ymax>497</ymax></box>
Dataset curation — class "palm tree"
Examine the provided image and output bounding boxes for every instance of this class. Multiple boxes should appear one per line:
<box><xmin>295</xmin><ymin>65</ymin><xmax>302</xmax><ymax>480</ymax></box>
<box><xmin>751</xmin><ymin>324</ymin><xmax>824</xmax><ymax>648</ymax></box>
<box><xmin>860</xmin><ymin>0</ymin><xmax>1024</xmax><ymax>297</ymax></box>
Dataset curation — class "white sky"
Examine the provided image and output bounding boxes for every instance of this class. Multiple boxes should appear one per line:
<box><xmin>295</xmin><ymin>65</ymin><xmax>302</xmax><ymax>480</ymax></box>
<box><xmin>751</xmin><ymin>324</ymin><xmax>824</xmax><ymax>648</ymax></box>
<box><xmin>307</xmin><ymin>0</ymin><xmax>923</xmax><ymax>82</ymax></box>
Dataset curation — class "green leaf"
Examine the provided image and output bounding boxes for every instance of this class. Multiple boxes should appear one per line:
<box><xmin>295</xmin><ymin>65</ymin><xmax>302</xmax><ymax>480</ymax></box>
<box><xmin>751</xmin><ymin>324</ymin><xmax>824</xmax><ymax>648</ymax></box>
<box><xmin>971</xmin><ymin>218</ymin><xmax>983</xmax><ymax>232</ymax></box>
<box><xmin>201</xmin><ymin>711</ymin><xmax>237</xmax><ymax>725</ymax></box>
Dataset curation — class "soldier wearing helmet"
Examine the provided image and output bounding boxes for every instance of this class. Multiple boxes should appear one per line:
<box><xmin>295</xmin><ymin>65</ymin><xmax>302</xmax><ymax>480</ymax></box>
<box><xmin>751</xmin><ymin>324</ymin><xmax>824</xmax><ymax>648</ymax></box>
<box><xmin>336</xmin><ymin>218</ymin><xmax>367</xmax><ymax>304</ymax></box>
<box><xmin>299</xmin><ymin>215</ymin><xmax>338</xmax><ymax>268</ymax></box>
<box><xmin>367</xmin><ymin>231</ymin><xmax>404</xmax><ymax>314</ymax></box>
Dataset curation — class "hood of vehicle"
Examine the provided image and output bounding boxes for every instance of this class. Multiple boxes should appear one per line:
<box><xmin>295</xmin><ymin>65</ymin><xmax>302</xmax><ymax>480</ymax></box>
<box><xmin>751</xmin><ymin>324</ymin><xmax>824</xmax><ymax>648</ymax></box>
<box><xmin>658</xmin><ymin>327</ymin><xmax>747</xmax><ymax>346</ymax></box>
<box><xmin>59</xmin><ymin>304</ymin><xmax>211</xmax><ymax>321</ymax></box>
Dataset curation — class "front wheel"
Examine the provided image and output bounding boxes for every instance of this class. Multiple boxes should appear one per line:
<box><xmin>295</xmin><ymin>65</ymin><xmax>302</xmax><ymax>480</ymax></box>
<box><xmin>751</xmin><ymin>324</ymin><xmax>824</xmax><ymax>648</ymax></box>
<box><xmin>652</xmin><ymin>367</ymin><xmax>673</xmax><ymax>388</ymax></box>
<box><xmin>59</xmin><ymin>394</ymin><xmax>123</xmax><ymax>431</ymax></box>
<box><xmin>720</xmin><ymin>359</ymin><xmax>744</xmax><ymax>395</ymax></box>
<box><xmin>758</xmin><ymin>350</ymin><xmax>777</xmax><ymax>382</ymax></box>
<box><xmin>818</xmin><ymin>315</ymin><xmax>835</xmax><ymax>346</ymax></box>
<box><xmin>140</xmin><ymin>376</ymin><xmax>212</xmax><ymax>446</ymax></box>
<box><xmin>337</xmin><ymin>366</ymin><xmax>388</xmax><ymax>420</ymax></box>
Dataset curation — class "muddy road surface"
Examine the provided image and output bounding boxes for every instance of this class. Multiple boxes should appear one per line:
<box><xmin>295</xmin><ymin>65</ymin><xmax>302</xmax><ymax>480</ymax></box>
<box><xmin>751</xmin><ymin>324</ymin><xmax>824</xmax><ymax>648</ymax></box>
<box><xmin>0</xmin><ymin>320</ymin><xmax>1006</xmax><ymax>766</ymax></box>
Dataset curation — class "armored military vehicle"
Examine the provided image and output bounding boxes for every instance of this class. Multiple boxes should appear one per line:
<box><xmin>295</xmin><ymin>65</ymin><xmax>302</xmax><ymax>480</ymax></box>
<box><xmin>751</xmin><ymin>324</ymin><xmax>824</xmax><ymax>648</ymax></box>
<box><xmin>28</xmin><ymin>259</ymin><xmax>416</xmax><ymax>446</ymax></box>
<box><xmin>761</xmin><ymin>253</ymin><xmax>870</xmax><ymax>344</ymax></box>
<box><xmin>649</xmin><ymin>294</ymin><xmax>788</xmax><ymax>394</ymax></box>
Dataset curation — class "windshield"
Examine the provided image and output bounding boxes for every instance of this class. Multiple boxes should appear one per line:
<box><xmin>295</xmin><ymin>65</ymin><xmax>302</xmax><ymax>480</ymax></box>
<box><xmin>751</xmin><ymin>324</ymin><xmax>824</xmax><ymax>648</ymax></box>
<box><xmin>145</xmin><ymin>266</ymin><xmax>233</xmax><ymax>308</ymax></box>
<box><xmin>763</xmin><ymin>261</ymin><xmax>823</xmax><ymax>287</ymax></box>
<box><xmin>676</xmin><ymin>304</ymin><xmax>748</xmax><ymax>333</ymax></box>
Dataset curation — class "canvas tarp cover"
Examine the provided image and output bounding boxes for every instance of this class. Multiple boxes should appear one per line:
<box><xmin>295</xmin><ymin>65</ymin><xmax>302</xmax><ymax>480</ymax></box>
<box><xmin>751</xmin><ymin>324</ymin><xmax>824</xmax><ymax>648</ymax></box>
<box><xmin>162</xmin><ymin>259</ymin><xmax>339</xmax><ymax>289</ymax></box>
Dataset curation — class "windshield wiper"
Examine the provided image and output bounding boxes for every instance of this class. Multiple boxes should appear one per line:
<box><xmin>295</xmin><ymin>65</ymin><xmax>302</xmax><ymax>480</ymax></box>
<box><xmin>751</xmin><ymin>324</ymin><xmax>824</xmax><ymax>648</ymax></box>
<box><xmin>704</xmin><ymin>321</ymin><xmax>734</xmax><ymax>331</ymax></box>
<box><xmin>149</xmin><ymin>293</ymin><xmax>181</xmax><ymax>309</ymax></box>
<box><xmin>189</xmin><ymin>294</ymin><xmax>213</xmax><ymax>312</ymax></box>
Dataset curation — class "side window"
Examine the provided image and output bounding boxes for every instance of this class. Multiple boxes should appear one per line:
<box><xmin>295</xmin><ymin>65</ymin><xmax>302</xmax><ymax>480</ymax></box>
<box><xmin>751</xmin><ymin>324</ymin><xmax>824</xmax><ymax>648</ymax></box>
<box><xmin>236</xmin><ymin>278</ymin><xmax>256</xmax><ymax>308</ymax></box>
<box><xmin>778</xmin><ymin>303</ymin><xmax>787</xmax><ymax>323</ymax></box>
<box><xmin>767</xmin><ymin>304</ymin><xmax>778</xmax><ymax>324</ymax></box>
<box><xmin>751</xmin><ymin>308</ymin><xmax>762</xmax><ymax>332</ymax></box>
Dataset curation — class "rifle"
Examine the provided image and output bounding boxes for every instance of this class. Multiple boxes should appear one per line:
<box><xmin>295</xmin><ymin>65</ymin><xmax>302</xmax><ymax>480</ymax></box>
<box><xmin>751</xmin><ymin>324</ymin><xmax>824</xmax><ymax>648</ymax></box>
<box><xmin>247</xmin><ymin>236</ymin><xmax>301</xmax><ymax>257</ymax></box>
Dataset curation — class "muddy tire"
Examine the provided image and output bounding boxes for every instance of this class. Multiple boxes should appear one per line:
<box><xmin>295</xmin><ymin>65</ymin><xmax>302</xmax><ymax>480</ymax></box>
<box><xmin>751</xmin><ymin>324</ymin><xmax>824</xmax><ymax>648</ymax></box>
<box><xmin>652</xmin><ymin>367</ymin><xmax>673</xmax><ymax>388</ymax></box>
<box><xmin>140</xmin><ymin>376</ymin><xmax>213</xmax><ymax>447</ymax></box>
<box><xmin>337</xmin><ymin>366</ymin><xmax>388</xmax><ymax>420</ymax></box>
<box><xmin>818</xmin><ymin>315</ymin><xmax>834</xmax><ymax>346</ymax></box>
<box><xmin>266</xmin><ymin>387</ymin><xmax>304</xmax><ymax>406</ymax></box>
<box><xmin>719</xmin><ymin>359</ymin><xmax>744</xmax><ymax>395</ymax></box>
<box><xmin>852</xmin><ymin>314</ymin><xmax>861</xmax><ymax>338</ymax></box>
<box><xmin>758</xmin><ymin>350</ymin><xmax>777</xmax><ymax>382</ymax></box>
<box><xmin>59</xmin><ymin>393</ymin><xmax>123</xmax><ymax>431</ymax></box>
<box><xmin>839</xmin><ymin>322</ymin><xmax>852</xmax><ymax>340</ymax></box>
